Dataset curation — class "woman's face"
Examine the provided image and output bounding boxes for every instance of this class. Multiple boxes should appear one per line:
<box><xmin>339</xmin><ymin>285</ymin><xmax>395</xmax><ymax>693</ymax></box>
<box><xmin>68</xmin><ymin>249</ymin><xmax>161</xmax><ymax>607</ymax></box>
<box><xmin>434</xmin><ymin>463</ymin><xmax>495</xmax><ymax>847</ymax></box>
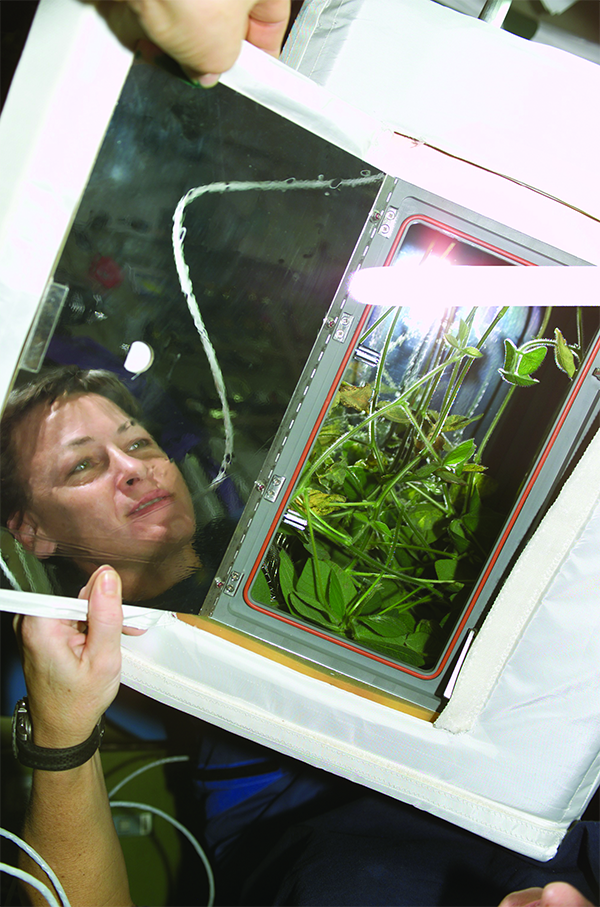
<box><xmin>13</xmin><ymin>393</ymin><xmax>196</xmax><ymax>570</ymax></box>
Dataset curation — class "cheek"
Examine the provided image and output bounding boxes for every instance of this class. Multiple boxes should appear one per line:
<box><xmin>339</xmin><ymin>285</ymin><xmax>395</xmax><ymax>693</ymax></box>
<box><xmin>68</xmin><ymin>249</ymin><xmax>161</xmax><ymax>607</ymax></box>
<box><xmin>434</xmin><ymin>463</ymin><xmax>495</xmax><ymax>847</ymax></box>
<box><xmin>46</xmin><ymin>485</ymin><xmax>117</xmax><ymax>534</ymax></box>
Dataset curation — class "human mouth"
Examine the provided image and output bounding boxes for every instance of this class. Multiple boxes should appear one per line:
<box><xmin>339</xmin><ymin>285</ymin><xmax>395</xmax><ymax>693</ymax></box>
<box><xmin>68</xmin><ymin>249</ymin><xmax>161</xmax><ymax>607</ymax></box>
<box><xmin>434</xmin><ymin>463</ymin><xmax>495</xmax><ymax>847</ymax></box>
<box><xmin>129</xmin><ymin>492</ymin><xmax>172</xmax><ymax>517</ymax></box>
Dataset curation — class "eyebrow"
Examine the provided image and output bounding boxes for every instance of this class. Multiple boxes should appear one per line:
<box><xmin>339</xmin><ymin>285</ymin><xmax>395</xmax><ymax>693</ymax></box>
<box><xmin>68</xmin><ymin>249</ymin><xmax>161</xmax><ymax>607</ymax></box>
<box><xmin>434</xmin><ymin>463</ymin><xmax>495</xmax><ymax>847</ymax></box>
<box><xmin>63</xmin><ymin>421</ymin><xmax>137</xmax><ymax>448</ymax></box>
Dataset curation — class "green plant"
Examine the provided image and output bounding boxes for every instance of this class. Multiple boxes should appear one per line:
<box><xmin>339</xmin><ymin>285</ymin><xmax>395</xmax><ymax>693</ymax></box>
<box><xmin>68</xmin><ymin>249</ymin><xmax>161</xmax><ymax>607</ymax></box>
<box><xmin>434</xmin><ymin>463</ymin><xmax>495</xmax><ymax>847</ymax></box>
<box><xmin>252</xmin><ymin>306</ymin><xmax>581</xmax><ymax>668</ymax></box>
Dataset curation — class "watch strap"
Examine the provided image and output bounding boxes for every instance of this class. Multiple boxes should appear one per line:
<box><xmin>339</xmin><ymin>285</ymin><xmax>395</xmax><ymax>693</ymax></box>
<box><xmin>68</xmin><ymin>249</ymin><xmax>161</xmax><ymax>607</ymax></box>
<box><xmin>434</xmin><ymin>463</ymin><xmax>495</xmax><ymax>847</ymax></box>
<box><xmin>12</xmin><ymin>698</ymin><xmax>105</xmax><ymax>771</ymax></box>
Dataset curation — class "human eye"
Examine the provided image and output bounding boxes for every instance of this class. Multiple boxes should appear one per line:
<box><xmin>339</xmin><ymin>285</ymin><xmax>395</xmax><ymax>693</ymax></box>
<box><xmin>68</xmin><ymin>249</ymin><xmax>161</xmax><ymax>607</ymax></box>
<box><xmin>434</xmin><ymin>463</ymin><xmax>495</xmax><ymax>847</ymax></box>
<box><xmin>126</xmin><ymin>436</ymin><xmax>160</xmax><ymax>456</ymax></box>
<box><xmin>65</xmin><ymin>456</ymin><xmax>98</xmax><ymax>484</ymax></box>
<box><xmin>71</xmin><ymin>458</ymin><xmax>92</xmax><ymax>474</ymax></box>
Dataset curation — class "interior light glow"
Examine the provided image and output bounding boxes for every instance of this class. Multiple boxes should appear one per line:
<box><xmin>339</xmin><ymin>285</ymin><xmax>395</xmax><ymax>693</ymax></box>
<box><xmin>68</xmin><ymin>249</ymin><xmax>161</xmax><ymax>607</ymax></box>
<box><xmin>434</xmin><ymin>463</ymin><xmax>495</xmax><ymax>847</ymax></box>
<box><xmin>124</xmin><ymin>341</ymin><xmax>154</xmax><ymax>374</ymax></box>
<box><xmin>347</xmin><ymin>266</ymin><xmax>598</xmax><ymax>309</ymax></box>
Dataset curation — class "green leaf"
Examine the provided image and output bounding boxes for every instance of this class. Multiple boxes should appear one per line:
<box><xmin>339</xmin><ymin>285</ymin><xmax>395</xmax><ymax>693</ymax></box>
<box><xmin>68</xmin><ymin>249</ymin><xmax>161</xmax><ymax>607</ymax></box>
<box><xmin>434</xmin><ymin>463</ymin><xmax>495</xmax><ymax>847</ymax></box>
<box><xmin>440</xmin><ymin>414</ymin><xmax>482</xmax><ymax>433</ymax></box>
<box><xmin>320</xmin><ymin>464</ymin><xmax>349</xmax><ymax>490</ymax></box>
<box><xmin>444</xmin><ymin>332</ymin><xmax>462</xmax><ymax>350</ymax></box>
<box><xmin>416</xmin><ymin>619</ymin><xmax>437</xmax><ymax>635</ymax></box>
<box><xmin>329</xmin><ymin>560</ymin><xmax>357</xmax><ymax>606</ymax></box>
<box><xmin>297</xmin><ymin>557</ymin><xmax>330</xmax><ymax>603</ymax></box>
<box><xmin>351</xmin><ymin>627</ymin><xmax>427</xmax><ymax>666</ymax></box>
<box><xmin>279</xmin><ymin>549</ymin><xmax>296</xmax><ymax>602</ymax></box>
<box><xmin>301</xmin><ymin>539</ymin><xmax>332</xmax><ymax>561</ymax></box>
<box><xmin>415</xmin><ymin>464</ymin><xmax>438</xmax><ymax>479</ymax></box>
<box><xmin>287</xmin><ymin>591</ymin><xmax>334</xmax><ymax>624</ymax></box>
<box><xmin>345</xmin><ymin>465</ymin><xmax>371</xmax><ymax>495</ymax></box>
<box><xmin>372</xmin><ymin>520</ymin><xmax>392</xmax><ymax>537</ymax></box>
<box><xmin>517</xmin><ymin>345</ymin><xmax>547</xmax><ymax>377</ymax></box>
<box><xmin>356</xmin><ymin>636</ymin><xmax>425</xmax><ymax>668</ymax></box>
<box><xmin>554</xmin><ymin>328</ymin><xmax>576</xmax><ymax>378</ymax></box>
<box><xmin>434</xmin><ymin>558</ymin><xmax>459</xmax><ymax>581</ymax></box>
<box><xmin>498</xmin><ymin>368</ymin><xmax>539</xmax><ymax>387</ymax></box>
<box><xmin>378</xmin><ymin>402</ymin><xmax>410</xmax><ymax>425</ymax></box>
<box><xmin>463</xmin><ymin>346</ymin><xmax>483</xmax><ymax>358</ymax></box>
<box><xmin>436</xmin><ymin>468</ymin><xmax>464</xmax><ymax>485</ymax></box>
<box><xmin>458</xmin><ymin>318</ymin><xmax>470</xmax><ymax>344</ymax></box>
<box><xmin>503</xmin><ymin>338</ymin><xmax>519</xmax><ymax>373</ymax></box>
<box><xmin>251</xmin><ymin>568</ymin><xmax>272</xmax><ymax>604</ymax></box>
<box><xmin>359</xmin><ymin>613</ymin><xmax>414</xmax><ymax>637</ymax></box>
<box><xmin>295</xmin><ymin>489</ymin><xmax>346</xmax><ymax>516</ymax></box>
<box><xmin>443</xmin><ymin>438</ymin><xmax>476</xmax><ymax>467</ymax></box>
<box><xmin>405</xmin><ymin>630</ymin><xmax>431</xmax><ymax>653</ymax></box>
<box><xmin>337</xmin><ymin>382</ymin><xmax>373</xmax><ymax>412</ymax></box>
<box><xmin>327</xmin><ymin>570</ymin><xmax>347</xmax><ymax>622</ymax></box>
<box><xmin>412</xmin><ymin>504</ymin><xmax>444</xmax><ymax>538</ymax></box>
<box><xmin>449</xmin><ymin>519</ymin><xmax>470</xmax><ymax>553</ymax></box>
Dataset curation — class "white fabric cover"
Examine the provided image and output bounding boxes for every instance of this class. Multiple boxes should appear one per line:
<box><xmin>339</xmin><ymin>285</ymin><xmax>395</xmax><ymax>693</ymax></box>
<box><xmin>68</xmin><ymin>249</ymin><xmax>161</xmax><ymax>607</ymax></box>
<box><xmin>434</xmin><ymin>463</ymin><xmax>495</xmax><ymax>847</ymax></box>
<box><xmin>283</xmin><ymin>0</ymin><xmax>600</xmax><ymax>222</ymax></box>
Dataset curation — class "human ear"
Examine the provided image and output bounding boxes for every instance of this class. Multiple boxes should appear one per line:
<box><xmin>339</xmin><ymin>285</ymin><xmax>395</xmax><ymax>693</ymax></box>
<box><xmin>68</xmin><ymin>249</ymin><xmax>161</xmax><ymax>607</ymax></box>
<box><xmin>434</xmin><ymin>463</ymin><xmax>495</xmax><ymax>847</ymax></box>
<box><xmin>6</xmin><ymin>512</ymin><xmax>57</xmax><ymax>559</ymax></box>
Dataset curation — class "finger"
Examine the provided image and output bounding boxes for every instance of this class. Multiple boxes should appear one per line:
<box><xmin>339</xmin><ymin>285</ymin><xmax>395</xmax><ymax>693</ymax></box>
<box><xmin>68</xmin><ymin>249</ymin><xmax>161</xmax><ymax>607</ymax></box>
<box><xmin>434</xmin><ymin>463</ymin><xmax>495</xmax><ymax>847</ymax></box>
<box><xmin>96</xmin><ymin>0</ymin><xmax>147</xmax><ymax>49</ymax></box>
<box><xmin>84</xmin><ymin>567</ymin><xmax>124</xmax><ymax>662</ymax></box>
<box><xmin>126</xmin><ymin>0</ymin><xmax>246</xmax><ymax>77</ymax></box>
<box><xmin>78</xmin><ymin>563</ymin><xmax>115</xmax><ymax>600</ymax></box>
<box><xmin>541</xmin><ymin>883</ymin><xmax>593</xmax><ymax>907</ymax></box>
<box><xmin>246</xmin><ymin>0</ymin><xmax>291</xmax><ymax>57</ymax></box>
<box><xmin>122</xmin><ymin>625</ymin><xmax>148</xmax><ymax>637</ymax></box>
<box><xmin>498</xmin><ymin>889</ymin><xmax>543</xmax><ymax>907</ymax></box>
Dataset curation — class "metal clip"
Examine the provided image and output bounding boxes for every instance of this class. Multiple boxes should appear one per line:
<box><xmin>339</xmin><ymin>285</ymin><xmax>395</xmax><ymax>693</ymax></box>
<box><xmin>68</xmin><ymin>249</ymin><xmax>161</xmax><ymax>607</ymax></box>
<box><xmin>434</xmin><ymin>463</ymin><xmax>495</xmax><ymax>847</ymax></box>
<box><xmin>264</xmin><ymin>475</ymin><xmax>286</xmax><ymax>503</ymax></box>
<box><xmin>379</xmin><ymin>207</ymin><xmax>398</xmax><ymax>238</ymax></box>
<box><xmin>333</xmin><ymin>312</ymin><xmax>354</xmax><ymax>343</ymax></box>
<box><xmin>223</xmin><ymin>570</ymin><xmax>244</xmax><ymax>596</ymax></box>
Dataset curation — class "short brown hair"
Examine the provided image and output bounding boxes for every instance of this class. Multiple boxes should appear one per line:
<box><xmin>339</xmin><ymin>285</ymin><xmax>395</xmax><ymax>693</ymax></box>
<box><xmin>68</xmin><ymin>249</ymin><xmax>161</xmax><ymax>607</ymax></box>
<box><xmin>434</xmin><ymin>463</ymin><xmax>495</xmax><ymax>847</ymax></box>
<box><xmin>1</xmin><ymin>366</ymin><xmax>141</xmax><ymax>526</ymax></box>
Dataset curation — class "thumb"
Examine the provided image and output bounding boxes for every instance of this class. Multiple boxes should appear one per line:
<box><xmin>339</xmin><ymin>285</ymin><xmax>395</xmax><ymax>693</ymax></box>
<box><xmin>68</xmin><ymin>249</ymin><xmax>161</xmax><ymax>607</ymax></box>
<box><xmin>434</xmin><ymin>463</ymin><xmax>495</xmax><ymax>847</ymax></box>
<box><xmin>85</xmin><ymin>566</ymin><xmax>124</xmax><ymax>661</ymax></box>
<box><xmin>541</xmin><ymin>883</ymin><xmax>593</xmax><ymax>907</ymax></box>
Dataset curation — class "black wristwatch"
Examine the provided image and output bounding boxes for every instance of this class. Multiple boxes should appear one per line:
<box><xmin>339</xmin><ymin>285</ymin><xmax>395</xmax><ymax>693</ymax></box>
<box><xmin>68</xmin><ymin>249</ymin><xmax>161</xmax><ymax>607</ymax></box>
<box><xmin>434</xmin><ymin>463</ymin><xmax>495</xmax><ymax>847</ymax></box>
<box><xmin>12</xmin><ymin>698</ymin><xmax>105</xmax><ymax>771</ymax></box>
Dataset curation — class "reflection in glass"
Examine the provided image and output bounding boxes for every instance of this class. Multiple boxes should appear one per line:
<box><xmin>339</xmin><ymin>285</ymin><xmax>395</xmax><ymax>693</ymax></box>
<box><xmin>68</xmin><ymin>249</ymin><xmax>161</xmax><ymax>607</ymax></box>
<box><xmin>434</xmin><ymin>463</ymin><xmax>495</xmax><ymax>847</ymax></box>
<box><xmin>0</xmin><ymin>59</ymin><xmax>382</xmax><ymax>609</ymax></box>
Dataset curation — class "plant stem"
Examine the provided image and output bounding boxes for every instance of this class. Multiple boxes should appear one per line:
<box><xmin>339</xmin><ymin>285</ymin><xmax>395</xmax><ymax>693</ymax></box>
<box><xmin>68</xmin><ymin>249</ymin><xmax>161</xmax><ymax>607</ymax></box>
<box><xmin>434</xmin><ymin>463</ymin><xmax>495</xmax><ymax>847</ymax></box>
<box><xmin>295</xmin><ymin>351</ymin><xmax>466</xmax><ymax>499</ymax></box>
<box><xmin>358</xmin><ymin>307</ymin><xmax>396</xmax><ymax>345</ymax></box>
<box><xmin>369</xmin><ymin>307</ymin><xmax>403</xmax><ymax>470</ymax></box>
<box><xmin>474</xmin><ymin>385</ymin><xmax>516</xmax><ymax>465</ymax></box>
<box><xmin>430</xmin><ymin>307</ymin><xmax>509</xmax><ymax>445</ymax></box>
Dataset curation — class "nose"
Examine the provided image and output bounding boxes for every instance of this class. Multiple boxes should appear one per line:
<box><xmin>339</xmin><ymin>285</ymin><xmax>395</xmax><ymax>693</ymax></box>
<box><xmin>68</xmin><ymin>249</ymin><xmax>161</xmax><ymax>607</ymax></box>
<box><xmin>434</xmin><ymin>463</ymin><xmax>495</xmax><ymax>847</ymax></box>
<box><xmin>110</xmin><ymin>447</ymin><xmax>150</xmax><ymax>491</ymax></box>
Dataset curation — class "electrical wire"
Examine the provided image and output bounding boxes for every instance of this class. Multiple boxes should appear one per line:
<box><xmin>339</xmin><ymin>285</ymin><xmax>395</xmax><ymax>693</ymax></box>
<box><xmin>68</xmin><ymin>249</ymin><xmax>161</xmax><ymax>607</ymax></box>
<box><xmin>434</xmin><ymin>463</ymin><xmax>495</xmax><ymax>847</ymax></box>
<box><xmin>109</xmin><ymin>801</ymin><xmax>215</xmax><ymax>907</ymax></box>
<box><xmin>107</xmin><ymin>754</ymin><xmax>215</xmax><ymax>907</ymax></box>
<box><xmin>171</xmin><ymin>172</ymin><xmax>384</xmax><ymax>490</ymax></box>
<box><xmin>107</xmin><ymin>754</ymin><xmax>190</xmax><ymax>799</ymax></box>
<box><xmin>0</xmin><ymin>864</ymin><xmax>61</xmax><ymax>907</ymax></box>
<box><xmin>0</xmin><ymin>828</ymin><xmax>71</xmax><ymax>907</ymax></box>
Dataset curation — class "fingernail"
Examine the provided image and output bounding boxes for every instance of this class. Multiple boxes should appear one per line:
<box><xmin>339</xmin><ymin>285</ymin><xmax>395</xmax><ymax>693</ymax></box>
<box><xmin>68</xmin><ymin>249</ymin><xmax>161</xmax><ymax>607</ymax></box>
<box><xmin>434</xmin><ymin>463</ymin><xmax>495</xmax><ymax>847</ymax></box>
<box><xmin>100</xmin><ymin>568</ymin><xmax>119</xmax><ymax>595</ymax></box>
<box><xmin>198</xmin><ymin>73</ymin><xmax>220</xmax><ymax>88</ymax></box>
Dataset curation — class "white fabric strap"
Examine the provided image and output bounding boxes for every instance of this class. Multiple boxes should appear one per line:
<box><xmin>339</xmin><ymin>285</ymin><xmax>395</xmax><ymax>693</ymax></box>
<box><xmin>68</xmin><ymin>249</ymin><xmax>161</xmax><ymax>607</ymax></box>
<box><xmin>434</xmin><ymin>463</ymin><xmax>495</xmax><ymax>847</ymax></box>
<box><xmin>0</xmin><ymin>588</ymin><xmax>171</xmax><ymax>630</ymax></box>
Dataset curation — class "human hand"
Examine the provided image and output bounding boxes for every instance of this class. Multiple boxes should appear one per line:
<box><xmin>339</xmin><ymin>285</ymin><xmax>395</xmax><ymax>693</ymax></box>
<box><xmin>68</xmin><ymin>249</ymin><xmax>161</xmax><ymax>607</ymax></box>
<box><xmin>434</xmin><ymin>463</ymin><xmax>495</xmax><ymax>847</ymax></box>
<box><xmin>13</xmin><ymin>566</ymin><xmax>140</xmax><ymax>749</ymax></box>
<box><xmin>99</xmin><ymin>0</ymin><xmax>292</xmax><ymax>86</ymax></box>
<box><xmin>498</xmin><ymin>881</ymin><xmax>594</xmax><ymax>907</ymax></box>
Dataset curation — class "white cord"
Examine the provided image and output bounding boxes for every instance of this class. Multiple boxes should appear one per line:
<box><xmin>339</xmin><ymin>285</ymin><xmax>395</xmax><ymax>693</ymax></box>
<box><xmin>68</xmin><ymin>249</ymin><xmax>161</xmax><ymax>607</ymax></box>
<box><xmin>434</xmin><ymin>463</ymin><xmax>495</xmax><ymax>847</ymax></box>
<box><xmin>109</xmin><ymin>801</ymin><xmax>215</xmax><ymax>907</ymax></box>
<box><xmin>172</xmin><ymin>172</ymin><xmax>384</xmax><ymax>489</ymax></box>
<box><xmin>0</xmin><ymin>828</ymin><xmax>71</xmax><ymax>907</ymax></box>
<box><xmin>0</xmin><ymin>864</ymin><xmax>61</xmax><ymax>907</ymax></box>
<box><xmin>107</xmin><ymin>754</ymin><xmax>214</xmax><ymax>906</ymax></box>
<box><xmin>108</xmin><ymin>754</ymin><xmax>189</xmax><ymax>798</ymax></box>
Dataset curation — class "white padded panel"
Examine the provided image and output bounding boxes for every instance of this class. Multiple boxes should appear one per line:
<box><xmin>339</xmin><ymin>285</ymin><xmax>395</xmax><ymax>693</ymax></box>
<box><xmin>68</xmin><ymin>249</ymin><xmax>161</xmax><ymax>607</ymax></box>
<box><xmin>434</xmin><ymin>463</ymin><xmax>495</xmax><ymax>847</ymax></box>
<box><xmin>283</xmin><ymin>0</ymin><xmax>600</xmax><ymax>221</ymax></box>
